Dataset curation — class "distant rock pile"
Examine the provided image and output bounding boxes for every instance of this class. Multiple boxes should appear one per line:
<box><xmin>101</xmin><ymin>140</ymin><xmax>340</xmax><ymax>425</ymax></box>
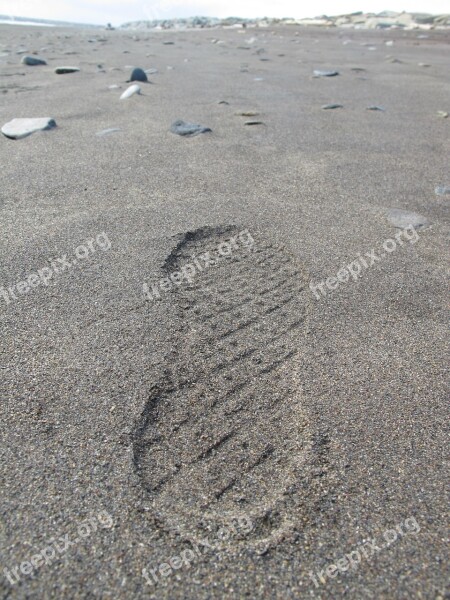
<box><xmin>120</xmin><ymin>12</ymin><xmax>450</xmax><ymax>30</ymax></box>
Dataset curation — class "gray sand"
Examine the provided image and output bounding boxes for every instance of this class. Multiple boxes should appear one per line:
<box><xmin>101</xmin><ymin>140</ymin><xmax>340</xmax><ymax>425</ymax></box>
<box><xmin>0</xmin><ymin>24</ymin><xmax>448</xmax><ymax>599</ymax></box>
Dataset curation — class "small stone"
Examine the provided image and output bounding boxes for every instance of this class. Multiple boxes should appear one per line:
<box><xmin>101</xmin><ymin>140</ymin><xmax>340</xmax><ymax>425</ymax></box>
<box><xmin>218</xmin><ymin>100</ymin><xmax>229</xmax><ymax>105</ymax></box>
<box><xmin>21</xmin><ymin>55</ymin><xmax>46</xmax><ymax>66</ymax></box>
<box><xmin>244</xmin><ymin>121</ymin><xmax>264</xmax><ymax>125</ymax></box>
<box><xmin>418</xmin><ymin>62</ymin><xmax>430</xmax><ymax>67</ymax></box>
<box><xmin>170</xmin><ymin>120</ymin><xmax>211</xmax><ymax>137</ymax></box>
<box><xmin>120</xmin><ymin>84</ymin><xmax>141</xmax><ymax>99</ymax></box>
<box><xmin>54</xmin><ymin>66</ymin><xmax>80</xmax><ymax>74</ymax></box>
<box><xmin>321</xmin><ymin>104</ymin><xmax>343</xmax><ymax>109</ymax></box>
<box><xmin>235</xmin><ymin>111</ymin><xmax>259</xmax><ymax>116</ymax></box>
<box><xmin>437</xmin><ymin>111</ymin><xmax>448</xmax><ymax>118</ymax></box>
<box><xmin>163</xmin><ymin>41</ymin><xmax>174</xmax><ymax>45</ymax></box>
<box><xmin>128</xmin><ymin>67</ymin><xmax>147</xmax><ymax>82</ymax></box>
<box><xmin>366</xmin><ymin>106</ymin><xmax>385</xmax><ymax>111</ymax></box>
<box><xmin>386</xmin><ymin>208</ymin><xmax>430</xmax><ymax>230</ymax></box>
<box><xmin>313</xmin><ymin>69</ymin><xmax>339</xmax><ymax>77</ymax></box>
<box><xmin>96</xmin><ymin>128</ymin><xmax>121</xmax><ymax>137</ymax></box>
<box><xmin>1</xmin><ymin>117</ymin><xmax>56</xmax><ymax>140</ymax></box>
<box><xmin>435</xmin><ymin>186</ymin><xmax>450</xmax><ymax>196</ymax></box>
<box><xmin>108</xmin><ymin>84</ymin><xmax>120</xmax><ymax>89</ymax></box>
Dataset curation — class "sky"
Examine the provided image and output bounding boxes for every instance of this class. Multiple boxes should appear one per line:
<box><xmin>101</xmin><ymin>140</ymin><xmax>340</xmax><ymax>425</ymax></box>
<box><xmin>0</xmin><ymin>0</ymin><xmax>448</xmax><ymax>26</ymax></box>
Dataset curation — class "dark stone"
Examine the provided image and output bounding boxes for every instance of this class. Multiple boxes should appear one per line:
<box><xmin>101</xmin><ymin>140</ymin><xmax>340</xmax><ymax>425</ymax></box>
<box><xmin>21</xmin><ymin>55</ymin><xmax>46</xmax><ymax>66</ymax></box>
<box><xmin>128</xmin><ymin>67</ymin><xmax>148</xmax><ymax>83</ymax></box>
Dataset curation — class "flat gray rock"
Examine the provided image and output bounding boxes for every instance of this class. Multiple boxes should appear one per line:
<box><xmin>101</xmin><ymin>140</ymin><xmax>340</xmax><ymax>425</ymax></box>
<box><xmin>367</xmin><ymin>105</ymin><xmax>385</xmax><ymax>111</ymax></box>
<box><xmin>313</xmin><ymin>69</ymin><xmax>339</xmax><ymax>77</ymax></box>
<box><xmin>96</xmin><ymin>128</ymin><xmax>121</xmax><ymax>137</ymax></box>
<box><xmin>170</xmin><ymin>120</ymin><xmax>212</xmax><ymax>137</ymax></box>
<box><xmin>128</xmin><ymin>67</ymin><xmax>147</xmax><ymax>82</ymax></box>
<box><xmin>1</xmin><ymin>117</ymin><xmax>56</xmax><ymax>140</ymax></box>
<box><xmin>386</xmin><ymin>208</ymin><xmax>430</xmax><ymax>229</ymax></box>
<box><xmin>54</xmin><ymin>66</ymin><xmax>80</xmax><ymax>74</ymax></box>
<box><xmin>322</xmin><ymin>104</ymin><xmax>343</xmax><ymax>109</ymax></box>
<box><xmin>21</xmin><ymin>55</ymin><xmax>46</xmax><ymax>66</ymax></box>
<box><xmin>435</xmin><ymin>186</ymin><xmax>450</xmax><ymax>196</ymax></box>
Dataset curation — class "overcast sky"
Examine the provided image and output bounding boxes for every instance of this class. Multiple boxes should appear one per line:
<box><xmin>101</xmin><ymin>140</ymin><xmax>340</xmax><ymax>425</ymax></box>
<box><xmin>0</xmin><ymin>0</ymin><xmax>448</xmax><ymax>26</ymax></box>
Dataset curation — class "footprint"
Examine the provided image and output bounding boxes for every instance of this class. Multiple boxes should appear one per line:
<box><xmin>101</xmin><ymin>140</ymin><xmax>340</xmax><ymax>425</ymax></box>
<box><xmin>133</xmin><ymin>226</ymin><xmax>327</xmax><ymax>551</ymax></box>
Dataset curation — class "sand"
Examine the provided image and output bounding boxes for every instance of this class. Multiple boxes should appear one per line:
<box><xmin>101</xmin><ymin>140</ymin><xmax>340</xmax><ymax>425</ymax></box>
<box><xmin>0</xmin><ymin>23</ymin><xmax>448</xmax><ymax>599</ymax></box>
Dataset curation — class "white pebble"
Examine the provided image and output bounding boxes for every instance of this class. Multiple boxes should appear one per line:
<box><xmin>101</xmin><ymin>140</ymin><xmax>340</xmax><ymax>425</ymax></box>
<box><xmin>120</xmin><ymin>84</ymin><xmax>141</xmax><ymax>99</ymax></box>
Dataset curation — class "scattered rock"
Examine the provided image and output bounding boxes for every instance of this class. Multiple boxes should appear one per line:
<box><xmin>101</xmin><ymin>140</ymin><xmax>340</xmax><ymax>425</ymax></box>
<box><xmin>322</xmin><ymin>104</ymin><xmax>343</xmax><ymax>109</ymax></box>
<box><xmin>54</xmin><ymin>66</ymin><xmax>80</xmax><ymax>74</ymax></box>
<box><xmin>21</xmin><ymin>55</ymin><xmax>46</xmax><ymax>66</ymax></box>
<box><xmin>170</xmin><ymin>120</ymin><xmax>211</xmax><ymax>137</ymax></box>
<box><xmin>128</xmin><ymin>67</ymin><xmax>147</xmax><ymax>82</ymax></box>
<box><xmin>366</xmin><ymin>105</ymin><xmax>385</xmax><ymax>111</ymax></box>
<box><xmin>120</xmin><ymin>84</ymin><xmax>141</xmax><ymax>99</ymax></box>
<box><xmin>351</xmin><ymin>67</ymin><xmax>366</xmax><ymax>72</ymax></box>
<box><xmin>435</xmin><ymin>186</ymin><xmax>450</xmax><ymax>196</ymax></box>
<box><xmin>244</xmin><ymin>121</ymin><xmax>264</xmax><ymax>125</ymax></box>
<box><xmin>1</xmin><ymin>117</ymin><xmax>56</xmax><ymax>140</ymax></box>
<box><xmin>437</xmin><ymin>111</ymin><xmax>448</xmax><ymax>118</ymax></box>
<box><xmin>218</xmin><ymin>100</ymin><xmax>229</xmax><ymax>105</ymax></box>
<box><xmin>386</xmin><ymin>208</ymin><xmax>429</xmax><ymax>229</ymax></box>
<box><xmin>108</xmin><ymin>84</ymin><xmax>120</xmax><ymax>89</ymax></box>
<box><xmin>236</xmin><ymin>111</ymin><xmax>259</xmax><ymax>116</ymax></box>
<box><xmin>163</xmin><ymin>41</ymin><xmax>174</xmax><ymax>45</ymax></box>
<box><xmin>96</xmin><ymin>128</ymin><xmax>121</xmax><ymax>136</ymax></box>
<box><xmin>313</xmin><ymin>69</ymin><xmax>339</xmax><ymax>77</ymax></box>
<box><xmin>418</xmin><ymin>62</ymin><xmax>431</xmax><ymax>67</ymax></box>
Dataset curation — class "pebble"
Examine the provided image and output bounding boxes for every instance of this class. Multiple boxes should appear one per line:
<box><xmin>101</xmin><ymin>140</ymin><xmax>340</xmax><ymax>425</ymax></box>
<box><xmin>322</xmin><ymin>104</ymin><xmax>343</xmax><ymax>109</ymax></box>
<box><xmin>313</xmin><ymin>69</ymin><xmax>339</xmax><ymax>77</ymax></box>
<box><xmin>386</xmin><ymin>208</ymin><xmax>429</xmax><ymax>229</ymax></box>
<box><xmin>54</xmin><ymin>66</ymin><xmax>80</xmax><ymax>74</ymax></box>
<box><xmin>120</xmin><ymin>84</ymin><xmax>141</xmax><ymax>99</ymax></box>
<box><xmin>366</xmin><ymin>106</ymin><xmax>385</xmax><ymax>111</ymax></box>
<box><xmin>418</xmin><ymin>62</ymin><xmax>431</xmax><ymax>67</ymax></box>
<box><xmin>96</xmin><ymin>128</ymin><xmax>121</xmax><ymax>137</ymax></box>
<box><xmin>1</xmin><ymin>117</ymin><xmax>56</xmax><ymax>140</ymax></box>
<box><xmin>218</xmin><ymin>100</ymin><xmax>229</xmax><ymax>105</ymax></box>
<box><xmin>128</xmin><ymin>67</ymin><xmax>147</xmax><ymax>82</ymax></box>
<box><xmin>170</xmin><ymin>120</ymin><xmax>212</xmax><ymax>137</ymax></box>
<box><xmin>21</xmin><ymin>55</ymin><xmax>46</xmax><ymax>66</ymax></box>
<box><xmin>437</xmin><ymin>111</ymin><xmax>448</xmax><ymax>118</ymax></box>
<box><xmin>434</xmin><ymin>186</ymin><xmax>450</xmax><ymax>196</ymax></box>
<box><xmin>236</xmin><ymin>111</ymin><xmax>259</xmax><ymax>116</ymax></box>
<box><xmin>244</xmin><ymin>121</ymin><xmax>264</xmax><ymax>125</ymax></box>
<box><xmin>108</xmin><ymin>84</ymin><xmax>120</xmax><ymax>89</ymax></box>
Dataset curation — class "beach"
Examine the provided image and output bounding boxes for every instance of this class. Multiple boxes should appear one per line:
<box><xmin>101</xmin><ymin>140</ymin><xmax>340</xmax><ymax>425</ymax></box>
<box><xmin>0</xmin><ymin>22</ymin><xmax>449</xmax><ymax>599</ymax></box>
